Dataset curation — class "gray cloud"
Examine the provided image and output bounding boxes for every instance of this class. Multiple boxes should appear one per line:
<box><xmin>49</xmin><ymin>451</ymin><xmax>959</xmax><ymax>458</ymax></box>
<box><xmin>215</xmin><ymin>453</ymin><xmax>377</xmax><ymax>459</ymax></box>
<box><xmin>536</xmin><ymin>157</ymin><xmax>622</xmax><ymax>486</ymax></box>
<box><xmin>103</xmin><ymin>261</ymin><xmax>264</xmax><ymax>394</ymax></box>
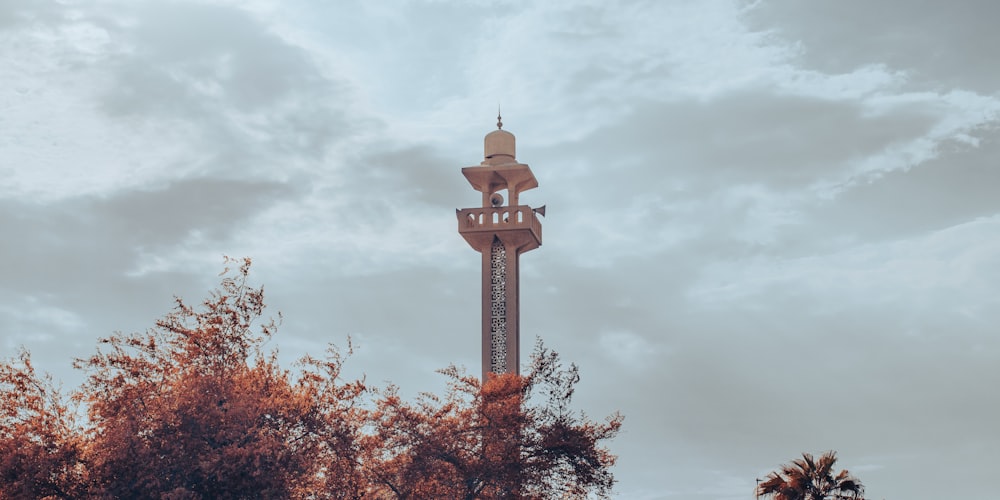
<box><xmin>0</xmin><ymin>0</ymin><xmax>60</xmax><ymax>29</ymax></box>
<box><xmin>544</xmin><ymin>90</ymin><xmax>939</xmax><ymax>193</ymax></box>
<box><xmin>744</xmin><ymin>0</ymin><xmax>1000</xmax><ymax>93</ymax></box>
<box><xmin>806</xmin><ymin>128</ymin><xmax>1000</xmax><ymax>242</ymax></box>
<box><xmin>0</xmin><ymin>178</ymin><xmax>293</xmax><ymax>288</ymax></box>
<box><xmin>103</xmin><ymin>2</ymin><xmax>319</xmax><ymax>112</ymax></box>
<box><xmin>85</xmin><ymin>1</ymin><xmax>358</xmax><ymax>183</ymax></box>
<box><xmin>355</xmin><ymin>144</ymin><xmax>470</xmax><ymax>208</ymax></box>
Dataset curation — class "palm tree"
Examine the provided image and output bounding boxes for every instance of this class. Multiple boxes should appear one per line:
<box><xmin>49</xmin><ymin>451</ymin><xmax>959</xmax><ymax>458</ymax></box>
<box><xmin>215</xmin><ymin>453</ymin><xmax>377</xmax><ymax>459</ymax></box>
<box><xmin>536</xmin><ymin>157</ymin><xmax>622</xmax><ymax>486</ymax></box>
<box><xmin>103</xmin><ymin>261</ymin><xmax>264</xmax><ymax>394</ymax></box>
<box><xmin>756</xmin><ymin>451</ymin><xmax>864</xmax><ymax>500</ymax></box>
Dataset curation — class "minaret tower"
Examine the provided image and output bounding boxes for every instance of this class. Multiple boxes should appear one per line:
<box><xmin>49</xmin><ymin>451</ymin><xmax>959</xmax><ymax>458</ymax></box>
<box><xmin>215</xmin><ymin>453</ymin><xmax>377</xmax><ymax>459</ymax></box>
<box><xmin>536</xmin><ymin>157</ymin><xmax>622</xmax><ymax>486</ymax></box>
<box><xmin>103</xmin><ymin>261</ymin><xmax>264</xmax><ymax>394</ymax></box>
<box><xmin>457</xmin><ymin>116</ymin><xmax>544</xmax><ymax>381</ymax></box>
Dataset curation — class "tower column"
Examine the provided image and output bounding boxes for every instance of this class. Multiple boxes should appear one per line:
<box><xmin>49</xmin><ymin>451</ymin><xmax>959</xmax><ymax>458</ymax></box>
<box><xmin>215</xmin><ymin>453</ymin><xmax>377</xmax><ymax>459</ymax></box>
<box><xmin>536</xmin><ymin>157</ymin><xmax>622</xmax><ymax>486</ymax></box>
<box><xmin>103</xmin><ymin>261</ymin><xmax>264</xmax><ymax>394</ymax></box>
<box><xmin>505</xmin><ymin>247</ymin><xmax>520</xmax><ymax>375</ymax></box>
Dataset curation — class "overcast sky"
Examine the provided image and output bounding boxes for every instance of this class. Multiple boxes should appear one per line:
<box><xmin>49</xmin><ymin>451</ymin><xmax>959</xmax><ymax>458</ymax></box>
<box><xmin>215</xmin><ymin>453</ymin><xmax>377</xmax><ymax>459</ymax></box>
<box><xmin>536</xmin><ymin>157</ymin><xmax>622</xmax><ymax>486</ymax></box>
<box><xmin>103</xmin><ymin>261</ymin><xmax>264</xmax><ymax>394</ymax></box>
<box><xmin>3</xmin><ymin>1</ymin><xmax>999</xmax><ymax>498</ymax></box>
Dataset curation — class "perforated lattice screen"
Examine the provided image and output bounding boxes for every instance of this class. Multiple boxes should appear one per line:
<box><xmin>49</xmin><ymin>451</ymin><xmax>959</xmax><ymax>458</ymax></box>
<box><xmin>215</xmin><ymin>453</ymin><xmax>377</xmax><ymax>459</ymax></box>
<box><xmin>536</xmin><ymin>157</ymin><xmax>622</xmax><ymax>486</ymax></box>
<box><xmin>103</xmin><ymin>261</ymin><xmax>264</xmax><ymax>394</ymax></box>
<box><xmin>489</xmin><ymin>238</ymin><xmax>507</xmax><ymax>373</ymax></box>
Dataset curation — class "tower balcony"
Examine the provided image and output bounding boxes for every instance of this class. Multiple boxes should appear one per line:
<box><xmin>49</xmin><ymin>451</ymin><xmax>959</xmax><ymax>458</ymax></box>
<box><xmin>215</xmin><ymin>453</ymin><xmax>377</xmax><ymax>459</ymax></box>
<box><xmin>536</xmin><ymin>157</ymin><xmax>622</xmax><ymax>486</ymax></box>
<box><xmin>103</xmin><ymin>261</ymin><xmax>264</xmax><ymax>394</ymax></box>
<box><xmin>457</xmin><ymin>205</ymin><xmax>542</xmax><ymax>252</ymax></box>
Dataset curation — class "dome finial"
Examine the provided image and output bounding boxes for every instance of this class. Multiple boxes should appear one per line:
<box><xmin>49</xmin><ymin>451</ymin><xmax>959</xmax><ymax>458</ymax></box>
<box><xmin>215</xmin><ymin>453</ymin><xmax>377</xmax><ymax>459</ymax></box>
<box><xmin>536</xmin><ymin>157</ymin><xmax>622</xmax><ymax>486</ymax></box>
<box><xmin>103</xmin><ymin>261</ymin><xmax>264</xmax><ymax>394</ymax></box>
<box><xmin>497</xmin><ymin>105</ymin><xmax>503</xmax><ymax>130</ymax></box>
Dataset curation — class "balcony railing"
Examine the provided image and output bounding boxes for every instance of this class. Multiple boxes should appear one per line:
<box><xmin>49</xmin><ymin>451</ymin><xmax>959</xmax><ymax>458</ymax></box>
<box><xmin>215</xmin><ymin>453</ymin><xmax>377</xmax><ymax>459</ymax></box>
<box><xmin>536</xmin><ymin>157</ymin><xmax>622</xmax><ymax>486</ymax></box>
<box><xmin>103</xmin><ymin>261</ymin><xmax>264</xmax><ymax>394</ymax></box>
<box><xmin>457</xmin><ymin>205</ymin><xmax>542</xmax><ymax>242</ymax></box>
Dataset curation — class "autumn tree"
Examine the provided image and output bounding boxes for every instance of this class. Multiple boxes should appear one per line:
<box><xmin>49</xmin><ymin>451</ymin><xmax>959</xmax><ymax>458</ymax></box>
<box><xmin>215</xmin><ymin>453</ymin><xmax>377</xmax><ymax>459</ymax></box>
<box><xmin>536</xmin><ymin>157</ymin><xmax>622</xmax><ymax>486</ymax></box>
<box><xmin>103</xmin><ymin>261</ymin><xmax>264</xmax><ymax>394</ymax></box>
<box><xmin>756</xmin><ymin>451</ymin><xmax>865</xmax><ymax>500</ymax></box>
<box><xmin>0</xmin><ymin>349</ymin><xmax>87</xmax><ymax>498</ymax></box>
<box><xmin>366</xmin><ymin>341</ymin><xmax>623</xmax><ymax>499</ymax></box>
<box><xmin>74</xmin><ymin>257</ymin><xmax>368</xmax><ymax>499</ymax></box>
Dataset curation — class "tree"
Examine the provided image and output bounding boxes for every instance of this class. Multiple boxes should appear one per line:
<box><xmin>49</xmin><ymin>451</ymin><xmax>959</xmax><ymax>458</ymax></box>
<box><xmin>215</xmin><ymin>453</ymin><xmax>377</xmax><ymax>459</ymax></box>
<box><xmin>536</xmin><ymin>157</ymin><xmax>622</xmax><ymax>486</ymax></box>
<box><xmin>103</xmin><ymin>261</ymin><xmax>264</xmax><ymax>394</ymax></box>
<box><xmin>756</xmin><ymin>451</ymin><xmax>864</xmax><ymax>500</ymax></box>
<box><xmin>74</xmin><ymin>257</ymin><xmax>368</xmax><ymax>499</ymax></box>
<box><xmin>0</xmin><ymin>349</ymin><xmax>87</xmax><ymax>499</ymax></box>
<box><xmin>366</xmin><ymin>341</ymin><xmax>623</xmax><ymax>499</ymax></box>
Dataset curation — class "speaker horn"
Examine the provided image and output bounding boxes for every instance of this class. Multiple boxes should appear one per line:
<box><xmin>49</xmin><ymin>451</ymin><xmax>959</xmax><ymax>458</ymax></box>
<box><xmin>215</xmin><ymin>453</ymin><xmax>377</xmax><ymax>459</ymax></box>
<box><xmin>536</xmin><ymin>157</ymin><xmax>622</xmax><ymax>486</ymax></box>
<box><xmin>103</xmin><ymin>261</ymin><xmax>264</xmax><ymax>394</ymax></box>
<box><xmin>490</xmin><ymin>192</ymin><xmax>504</xmax><ymax>207</ymax></box>
<box><xmin>533</xmin><ymin>205</ymin><xmax>546</xmax><ymax>217</ymax></box>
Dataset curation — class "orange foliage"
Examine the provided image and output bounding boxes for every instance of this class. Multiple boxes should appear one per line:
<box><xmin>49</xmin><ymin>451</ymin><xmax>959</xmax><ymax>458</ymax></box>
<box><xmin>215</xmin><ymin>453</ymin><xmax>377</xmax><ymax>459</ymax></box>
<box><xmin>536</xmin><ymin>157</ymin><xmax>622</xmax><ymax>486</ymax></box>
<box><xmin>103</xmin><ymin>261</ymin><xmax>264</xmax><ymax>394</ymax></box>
<box><xmin>0</xmin><ymin>349</ymin><xmax>86</xmax><ymax>498</ymax></box>
<box><xmin>73</xmin><ymin>257</ymin><xmax>368</xmax><ymax>498</ymax></box>
<box><xmin>365</xmin><ymin>343</ymin><xmax>622</xmax><ymax>499</ymax></box>
<box><xmin>1</xmin><ymin>258</ymin><xmax>621</xmax><ymax>499</ymax></box>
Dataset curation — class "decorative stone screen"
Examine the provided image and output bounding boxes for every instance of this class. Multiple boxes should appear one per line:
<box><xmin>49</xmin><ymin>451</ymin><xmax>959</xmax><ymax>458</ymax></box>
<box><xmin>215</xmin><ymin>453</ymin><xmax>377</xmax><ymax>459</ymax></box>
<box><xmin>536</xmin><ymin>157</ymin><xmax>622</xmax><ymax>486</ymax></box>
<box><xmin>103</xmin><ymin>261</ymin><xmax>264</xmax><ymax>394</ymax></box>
<box><xmin>489</xmin><ymin>237</ymin><xmax>507</xmax><ymax>373</ymax></box>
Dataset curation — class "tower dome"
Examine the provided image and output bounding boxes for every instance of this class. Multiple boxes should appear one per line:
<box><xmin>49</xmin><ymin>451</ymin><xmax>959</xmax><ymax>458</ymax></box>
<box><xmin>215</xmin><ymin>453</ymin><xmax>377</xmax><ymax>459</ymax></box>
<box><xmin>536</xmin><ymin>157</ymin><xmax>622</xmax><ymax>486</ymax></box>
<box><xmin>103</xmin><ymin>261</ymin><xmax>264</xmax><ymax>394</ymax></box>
<box><xmin>484</xmin><ymin>129</ymin><xmax>515</xmax><ymax>163</ymax></box>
